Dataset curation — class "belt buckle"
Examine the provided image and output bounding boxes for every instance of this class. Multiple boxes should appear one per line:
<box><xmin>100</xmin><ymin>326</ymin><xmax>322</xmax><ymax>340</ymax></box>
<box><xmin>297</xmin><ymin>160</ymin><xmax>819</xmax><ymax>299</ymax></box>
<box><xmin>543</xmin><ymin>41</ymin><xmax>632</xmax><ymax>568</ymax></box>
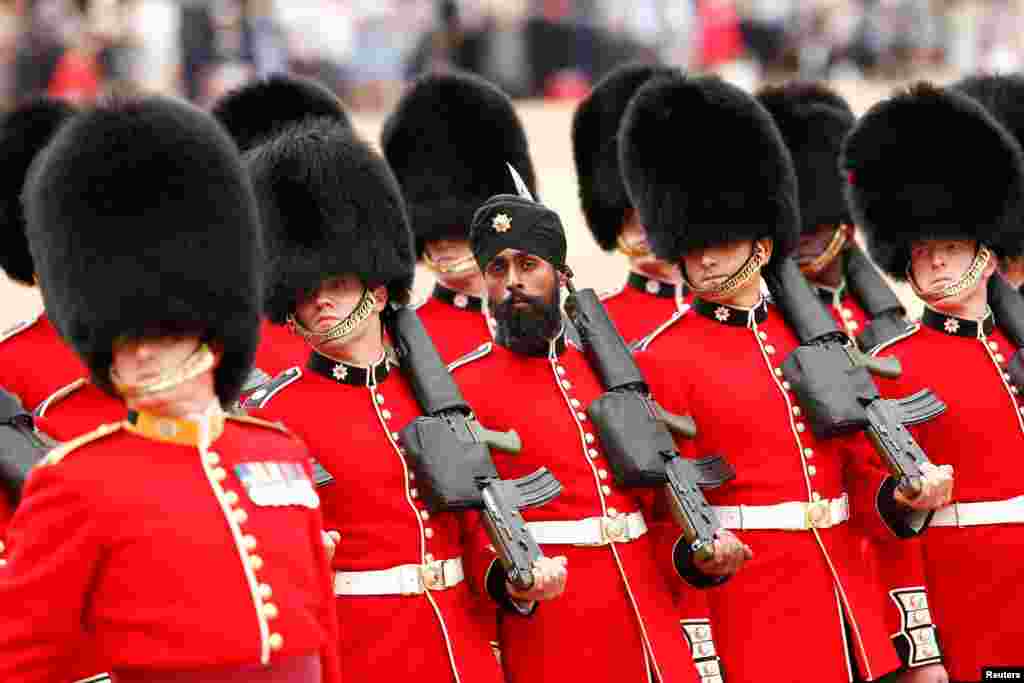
<box><xmin>419</xmin><ymin>560</ymin><xmax>445</xmax><ymax>592</ymax></box>
<box><xmin>602</xmin><ymin>513</ymin><xmax>628</xmax><ymax>543</ymax></box>
<box><xmin>805</xmin><ymin>500</ymin><xmax>832</xmax><ymax>529</ymax></box>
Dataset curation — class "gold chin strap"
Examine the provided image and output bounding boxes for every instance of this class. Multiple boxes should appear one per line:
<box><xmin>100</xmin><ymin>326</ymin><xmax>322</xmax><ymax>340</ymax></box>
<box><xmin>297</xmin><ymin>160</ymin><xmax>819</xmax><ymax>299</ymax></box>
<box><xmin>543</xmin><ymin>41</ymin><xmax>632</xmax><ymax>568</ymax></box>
<box><xmin>909</xmin><ymin>244</ymin><xmax>992</xmax><ymax>303</ymax></box>
<box><xmin>423</xmin><ymin>251</ymin><xmax>479</xmax><ymax>275</ymax></box>
<box><xmin>799</xmin><ymin>224</ymin><xmax>849</xmax><ymax>276</ymax></box>
<box><xmin>617</xmin><ymin>234</ymin><xmax>652</xmax><ymax>258</ymax></box>
<box><xmin>682</xmin><ymin>242</ymin><xmax>768</xmax><ymax>297</ymax></box>
<box><xmin>111</xmin><ymin>343</ymin><xmax>217</xmax><ymax>399</ymax></box>
<box><xmin>288</xmin><ymin>286</ymin><xmax>376</xmax><ymax>346</ymax></box>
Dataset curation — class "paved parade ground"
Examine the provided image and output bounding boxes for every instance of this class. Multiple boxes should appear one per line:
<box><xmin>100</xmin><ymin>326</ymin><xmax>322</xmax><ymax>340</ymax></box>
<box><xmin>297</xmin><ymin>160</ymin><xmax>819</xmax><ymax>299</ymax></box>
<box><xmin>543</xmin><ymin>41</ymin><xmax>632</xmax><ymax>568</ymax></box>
<box><xmin>0</xmin><ymin>76</ymin><xmax>943</xmax><ymax>333</ymax></box>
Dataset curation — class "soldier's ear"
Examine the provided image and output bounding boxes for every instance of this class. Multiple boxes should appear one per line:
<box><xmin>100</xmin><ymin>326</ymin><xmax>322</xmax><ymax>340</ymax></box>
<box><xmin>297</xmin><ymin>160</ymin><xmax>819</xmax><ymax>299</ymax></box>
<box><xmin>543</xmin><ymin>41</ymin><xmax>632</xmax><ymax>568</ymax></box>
<box><xmin>756</xmin><ymin>238</ymin><xmax>774</xmax><ymax>263</ymax></box>
<box><xmin>371</xmin><ymin>285</ymin><xmax>389</xmax><ymax>313</ymax></box>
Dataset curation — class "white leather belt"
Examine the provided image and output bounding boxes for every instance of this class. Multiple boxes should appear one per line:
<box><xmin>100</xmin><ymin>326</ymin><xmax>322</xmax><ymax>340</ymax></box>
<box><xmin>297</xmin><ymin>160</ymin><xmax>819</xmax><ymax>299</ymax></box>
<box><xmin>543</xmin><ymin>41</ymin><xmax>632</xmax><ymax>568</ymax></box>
<box><xmin>334</xmin><ymin>557</ymin><xmax>464</xmax><ymax>596</ymax></box>
<box><xmin>525</xmin><ymin>511</ymin><xmax>648</xmax><ymax>546</ymax></box>
<box><xmin>932</xmin><ymin>495</ymin><xmax>1024</xmax><ymax>527</ymax></box>
<box><xmin>713</xmin><ymin>494</ymin><xmax>849</xmax><ymax>531</ymax></box>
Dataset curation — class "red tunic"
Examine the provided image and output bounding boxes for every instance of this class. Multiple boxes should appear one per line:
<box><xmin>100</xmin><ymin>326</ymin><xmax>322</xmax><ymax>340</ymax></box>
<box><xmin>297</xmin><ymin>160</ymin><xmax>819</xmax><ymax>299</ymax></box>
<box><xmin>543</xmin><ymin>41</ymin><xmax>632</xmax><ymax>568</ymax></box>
<box><xmin>454</xmin><ymin>333</ymin><xmax>703</xmax><ymax>683</ymax></box>
<box><xmin>413</xmin><ymin>285</ymin><xmax>492</xmax><ymax>365</ymax></box>
<box><xmin>254</xmin><ymin>320</ymin><xmax>309</xmax><ymax>378</ymax></box>
<box><xmin>814</xmin><ymin>281</ymin><xmax>940</xmax><ymax>672</ymax></box>
<box><xmin>639</xmin><ymin>297</ymin><xmax>909</xmax><ymax>683</ymax></box>
<box><xmin>600</xmin><ymin>272</ymin><xmax>690</xmax><ymax>347</ymax></box>
<box><xmin>0</xmin><ymin>313</ymin><xmax>89</xmax><ymax>411</ymax></box>
<box><xmin>249</xmin><ymin>350</ymin><xmax>504</xmax><ymax>683</ymax></box>
<box><xmin>871</xmin><ymin>309</ymin><xmax>1024</xmax><ymax>682</ymax></box>
<box><xmin>0</xmin><ymin>412</ymin><xmax>341</xmax><ymax>683</ymax></box>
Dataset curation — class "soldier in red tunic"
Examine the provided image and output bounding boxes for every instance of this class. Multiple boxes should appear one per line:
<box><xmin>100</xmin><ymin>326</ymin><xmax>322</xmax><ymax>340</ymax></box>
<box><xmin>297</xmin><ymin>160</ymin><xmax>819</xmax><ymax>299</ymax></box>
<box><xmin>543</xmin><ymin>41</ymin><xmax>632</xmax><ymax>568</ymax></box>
<box><xmin>620</xmin><ymin>73</ymin><xmax>952</xmax><ymax>683</ymax></box>
<box><xmin>381</xmin><ymin>72</ymin><xmax>535</xmax><ymax>364</ymax></box>
<box><xmin>244</xmin><ymin>119</ymin><xmax>564</xmax><ymax>683</ymax></box>
<box><xmin>0</xmin><ymin>95</ymin><xmax>340</xmax><ymax>683</ymax></box>
<box><xmin>211</xmin><ymin>74</ymin><xmax>354</xmax><ymax>378</ymax></box>
<box><xmin>451</xmin><ymin>180</ymin><xmax>751</xmax><ymax>683</ymax></box>
<box><xmin>758</xmin><ymin>81</ymin><xmax>947</xmax><ymax>683</ymax></box>
<box><xmin>572</xmin><ymin>62</ymin><xmax>692</xmax><ymax>346</ymax></box>
<box><xmin>844</xmin><ymin>81</ymin><xmax>1024</xmax><ymax>683</ymax></box>
<box><xmin>0</xmin><ymin>98</ymin><xmax>80</xmax><ymax>411</ymax></box>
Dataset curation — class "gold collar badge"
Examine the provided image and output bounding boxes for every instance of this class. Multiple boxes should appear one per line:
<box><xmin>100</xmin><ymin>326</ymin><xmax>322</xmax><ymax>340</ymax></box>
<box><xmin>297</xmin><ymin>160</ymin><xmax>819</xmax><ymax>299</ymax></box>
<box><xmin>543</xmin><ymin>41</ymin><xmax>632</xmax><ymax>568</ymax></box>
<box><xmin>493</xmin><ymin>213</ymin><xmax>512</xmax><ymax>233</ymax></box>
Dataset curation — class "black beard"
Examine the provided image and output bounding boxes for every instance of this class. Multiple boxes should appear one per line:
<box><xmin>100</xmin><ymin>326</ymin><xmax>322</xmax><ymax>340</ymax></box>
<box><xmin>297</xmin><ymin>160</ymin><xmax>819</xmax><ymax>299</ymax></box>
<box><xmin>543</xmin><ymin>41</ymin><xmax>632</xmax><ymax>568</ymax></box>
<box><xmin>492</xmin><ymin>289</ymin><xmax>562</xmax><ymax>356</ymax></box>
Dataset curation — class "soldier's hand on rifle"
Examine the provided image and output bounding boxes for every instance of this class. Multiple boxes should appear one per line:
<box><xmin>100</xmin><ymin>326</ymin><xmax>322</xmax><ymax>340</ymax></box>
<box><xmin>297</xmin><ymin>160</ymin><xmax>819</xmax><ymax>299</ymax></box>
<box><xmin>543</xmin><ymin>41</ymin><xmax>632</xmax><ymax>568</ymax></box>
<box><xmin>895</xmin><ymin>462</ymin><xmax>954</xmax><ymax>511</ymax></box>
<box><xmin>694</xmin><ymin>530</ymin><xmax>753</xmax><ymax>577</ymax></box>
<box><xmin>322</xmin><ymin>530</ymin><xmax>341</xmax><ymax>563</ymax></box>
<box><xmin>507</xmin><ymin>556</ymin><xmax>568</xmax><ymax>602</ymax></box>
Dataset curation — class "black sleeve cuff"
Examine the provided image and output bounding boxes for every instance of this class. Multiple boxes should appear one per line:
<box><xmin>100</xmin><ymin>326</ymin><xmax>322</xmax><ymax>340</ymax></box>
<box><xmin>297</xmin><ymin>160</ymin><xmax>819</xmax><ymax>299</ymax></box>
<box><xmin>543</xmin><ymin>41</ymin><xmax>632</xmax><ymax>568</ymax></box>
<box><xmin>877</xmin><ymin>476</ymin><xmax>934</xmax><ymax>538</ymax></box>
<box><xmin>485</xmin><ymin>558</ymin><xmax>537</xmax><ymax>616</ymax></box>
<box><xmin>673</xmin><ymin>535</ymin><xmax>729</xmax><ymax>588</ymax></box>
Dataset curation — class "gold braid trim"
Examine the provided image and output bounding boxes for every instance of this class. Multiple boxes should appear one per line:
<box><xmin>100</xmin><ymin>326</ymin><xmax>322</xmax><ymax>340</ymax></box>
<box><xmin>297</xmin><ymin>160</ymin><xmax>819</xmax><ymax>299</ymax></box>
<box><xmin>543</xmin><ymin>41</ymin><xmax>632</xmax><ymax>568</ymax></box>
<box><xmin>423</xmin><ymin>251</ymin><xmax>479</xmax><ymax>275</ymax></box>
<box><xmin>799</xmin><ymin>224</ymin><xmax>849</xmax><ymax>276</ymax></box>
<box><xmin>616</xmin><ymin>234</ymin><xmax>652</xmax><ymax>258</ymax></box>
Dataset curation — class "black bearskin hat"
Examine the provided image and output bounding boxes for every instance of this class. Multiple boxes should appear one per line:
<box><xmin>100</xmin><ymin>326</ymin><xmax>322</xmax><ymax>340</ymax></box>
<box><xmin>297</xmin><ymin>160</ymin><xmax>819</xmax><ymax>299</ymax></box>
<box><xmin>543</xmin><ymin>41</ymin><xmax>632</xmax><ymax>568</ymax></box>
<box><xmin>842</xmin><ymin>82</ymin><xmax>1024</xmax><ymax>280</ymax></box>
<box><xmin>247</xmin><ymin>121</ymin><xmax>414</xmax><ymax>323</ymax></box>
<box><xmin>620</xmin><ymin>73</ymin><xmax>799</xmax><ymax>265</ymax></box>
<box><xmin>757</xmin><ymin>81</ymin><xmax>856</xmax><ymax>233</ymax></box>
<box><xmin>24</xmin><ymin>96</ymin><xmax>263</xmax><ymax>404</ymax></box>
<box><xmin>0</xmin><ymin>98</ymin><xmax>76</xmax><ymax>285</ymax></box>
<box><xmin>211</xmin><ymin>74</ymin><xmax>351</xmax><ymax>153</ymax></box>
<box><xmin>954</xmin><ymin>73</ymin><xmax>1024</xmax><ymax>154</ymax></box>
<box><xmin>572</xmin><ymin>62</ymin><xmax>678</xmax><ymax>250</ymax></box>
<box><xmin>381</xmin><ymin>70</ymin><xmax>536</xmax><ymax>258</ymax></box>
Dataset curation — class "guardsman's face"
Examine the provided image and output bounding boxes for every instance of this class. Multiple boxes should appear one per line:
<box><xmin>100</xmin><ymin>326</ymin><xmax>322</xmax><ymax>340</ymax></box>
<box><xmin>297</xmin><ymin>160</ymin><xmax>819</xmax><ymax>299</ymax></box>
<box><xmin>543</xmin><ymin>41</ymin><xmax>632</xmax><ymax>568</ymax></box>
<box><xmin>909</xmin><ymin>239</ymin><xmax>981</xmax><ymax>297</ymax></box>
<box><xmin>797</xmin><ymin>224</ymin><xmax>846</xmax><ymax>266</ymax></box>
<box><xmin>295</xmin><ymin>274</ymin><xmax>387</xmax><ymax>336</ymax></box>
<box><xmin>111</xmin><ymin>334</ymin><xmax>204</xmax><ymax>388</ymax></box>
<box><xmin>424</xmin><ymin>238</ymin><xmax>476</xmax><ymax>270</ymax></box>
<box><xmin>680</xmin><ymin>240</ymin><xmax>755</xmax><ymax>291</ymax></box>
<box><xmin>483</xmin><ymin>248</ymin><xmax>559</xmax><ymax>308</ymax></box>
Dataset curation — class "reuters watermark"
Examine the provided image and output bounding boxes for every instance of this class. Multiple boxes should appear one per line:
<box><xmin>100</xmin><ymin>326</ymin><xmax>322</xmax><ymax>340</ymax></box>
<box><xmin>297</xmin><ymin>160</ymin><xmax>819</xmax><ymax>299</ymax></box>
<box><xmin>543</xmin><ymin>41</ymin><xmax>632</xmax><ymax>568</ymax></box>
<box><xmin>985</xmin><ymin>668</ymin><xmax>1024</xmax><ymax>680</ymax></box>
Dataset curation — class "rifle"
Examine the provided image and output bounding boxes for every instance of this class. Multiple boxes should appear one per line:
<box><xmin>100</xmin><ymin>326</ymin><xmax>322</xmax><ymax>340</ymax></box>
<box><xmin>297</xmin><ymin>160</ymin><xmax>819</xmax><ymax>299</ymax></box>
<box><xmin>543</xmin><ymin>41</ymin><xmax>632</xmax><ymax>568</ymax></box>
<box><xmin>844</xmin><ymin>244</ymin><xmax>917</xmax><ymax>352</ymax></box>
<box><xmin>0</xmin><ymin>387</ymin><xmax>58</xmax><ymax>508</ymax></box>
<box><xmin>764</xmin><ymin>257</ymin><xmax>945</xmax><ymax>499</ymax></box>
<box><xmin>565</xmin><ymin>287</ymin><xmax>734</xmax><ymax>561</ymax></box>
<box><xmin>987</xmin><ymin>272</ymin><xmax>1024</xmax><ymax>388</ymax></box>
<box><xmin>386</xmin><ymin>305</ymin><xmax>561</xmax><ymax>590</ymax></box>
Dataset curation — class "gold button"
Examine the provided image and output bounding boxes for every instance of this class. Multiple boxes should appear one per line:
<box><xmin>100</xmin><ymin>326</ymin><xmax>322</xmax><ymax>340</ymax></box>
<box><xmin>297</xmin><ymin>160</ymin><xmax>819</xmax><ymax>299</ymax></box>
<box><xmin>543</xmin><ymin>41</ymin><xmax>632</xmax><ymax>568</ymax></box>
<box><xmin>424</xmin><ymin>528</ymin><xmax>434</xmax><ymax>539</ymax></box>
<box><xmin>845</xmin><ymin>321</ymin><xmax>859</xmax><ymax>331</ymax></box>
<box><xmin>408</xmin><ymin>472</ymin><xmax>415</xmax><ymax>481</ymax></box>
<box><xmin>1004</xmin><ymin>373</ymin><xmax>1011</xmax><ymax>382</ymax></box>
<box><xmin>796</xmin><ymin>423</ymin><xmax>806</xmax><ymax>433</ymax></box>
<box><xmin>212</xmin><ymin>467</ymin><xmax>228</xmax><ymax>482</ymax></box>
<box><xmin>242</xmin><ymin>535</ymin><xmax>258</xmax><ymax>550</ymax></box>
<box><xmin>391</xmin><ymin>432</ymin><xmax>399</xmax><ymax>441</ymax></box>
<box><xmin>598</xmin><ymin>469</ymin><xmax>608</xmax><ymax>480</ymax></box>
<box><xmin>990</xmin><ymin>341</ymin><xmax>999</xmax><ymax>350</ymax></box>
<box><xmin>607</xmin><ymin>507</ymin><xmax>618</xmax><ymax>517</ymax></box>
<box><xmin>224</xmin><ymin>490</ymin><xmax>240</xmax><ymax>506</ymax></box>
<box><xmin>268</xmin><ymin>633</ymin><xmax>284</xmax><ymax>651</ymax></box>
<box><xmin>996</xmin><ymin>354</ymin><xmax>1006</xmax><ymax>364</ymax></box>
<box><xmin>561</xmin><ymin>380</ymin><xmax>572</xmax><ymax>390</ymax></box>
<box><xmin>205</xmin><ymin>452</ymin><xmax>221</xmax><ymax>466</ymax></box>
<box><xmin>382</xmin><ymin>409</ymin><xmax>392</xmax><ymax>420</ymax></box>
<box><xmin>792</xmin><ymin>406</ymin><xmax>801</xmax><ymax>416</ymax></box>
<box><xmin>410</xmin><ymin>488</ymin><xmax>418</xmax><ymax>499</ymax></box>
<box><xmin>375</xmin><ymin>393</ymin><xmax>385</xmax><ymax>404</ymax></box>
<box><xmin>420</xmin><ymin>510</ymin><xmax>430</xmax><ymax>521</ymax></box>
<box><xmin>782</xmin><ymin>381</ymin><xmax>792</xmax><ymax>391</ymax></box>
<box><xmin>804</xmin><ymin>448</ymin><xmax>813</xmax><ymax>458</ymax></box>
<box><xmin>601</xmin><ymin>485</ymin><xmax>611</xmax><ymax>496</ymax></box>
<box><xmin>570</xmin><ymin>398</ymin><xmax>581</xmax><ymax>408</ymax></box>
<box><xmin>557</xmin><ymin>366</ymin><xmax>566</xmax><ymax>376</ymax></box>
<box><xmin>249</xmin><ymin>554</ymin><xmax>264</xmax><ymax>571</ymax></box>
<box><xmin>0</xmin><ymin>540</ymin><xmax>5</xmax><ymax>553</ymax></box>
<box><xmin>585</xmin><ymin>433</ymin><xmax>595</xmax><ymax>444</ymax></box>
<box><xmin>424</xmin><ymin>553</ymin><xmax>434</xmax><ymax>563</ymax></box>
<box><xmin>758</xmin><ymin>331</ymin><xmax>768</xmax><ymax>341</ymax></box>
<box><xmin>259</xmin><ymin>583</ymin><xmax>273</xmax><ymax>599</ymax></box>
<box><xmin>577</xmin><ymin>412</ymin><xmax>587</xmax><ymax>421</ymax></box>
<box><xmin>765</xmin><ymin>345</ymin><xmax>775</xmax><ymax>355</ymax></box>
<box><xmin>1013</xmin><ymin>387</ymin><xmax>1020</xmax><ymax>395</ymax></box>
<box><xmin>233</xmin><ymin>509</ymin><xmax>248</xmax><ymax>524</ymax></box>
<box><xmin>588</xmin><ymin>448</ymin><xmax>599</xmax><ymax>459</ymax></box>
<box><xmin>841</xmin><ymin>309</ymin><xmax>853</xmax><ymax>320</ymax></box>
<box><xmin>807</xmin><ymin>465</ymin><xmax>817</xmax><ymax>476</ymax></box>
<box><xmin>263</xmin><ymin>603</ymin><xmax>279</xmax><ymax>619</ymax></box>
<box><xmin>812</xmin><ymin>492</ymin><xmax>821</xmax><ymax>502</ymax></box>
<box><xmin>774</xmin><ymin>367</ymin><xmax>783</xmax><ymax>377</ymax></box>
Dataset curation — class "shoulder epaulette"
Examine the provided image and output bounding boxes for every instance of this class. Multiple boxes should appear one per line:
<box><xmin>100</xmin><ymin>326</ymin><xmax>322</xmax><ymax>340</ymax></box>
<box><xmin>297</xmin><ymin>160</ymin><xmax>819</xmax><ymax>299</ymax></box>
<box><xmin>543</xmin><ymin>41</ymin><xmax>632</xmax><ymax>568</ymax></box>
<box><xmin>242</xmin><ymin>366</ymin><xmax>302</xmax><ymax>409</ymax></box>
<box><xmin>597</xmin><ymin>283</ymin><xmax>625</xmax><ymax>301</ymax></box>
<box><xmin>0</xmin><ymin>311</ymin><xmax>42</xmax><ymax>344</ymax></box>
<box><xmin>633</xmin><ymin>306</ymin><xmax>690</xmax><ymax>353</ymax></box>
<box><xmin>39</xmin><ymin>422</ymin><xmax>123</xmax><ymax>467</ymax></box>
<box><xmin>447</xmin><ymin>342</ymin><xmax>493</xmax><ymax>373</ymax></box>
<box><xmin>34</xmin><ymin>377</ymin><xmax>88</xmax><ymax>417</ymax></box>
<box><xmin>227</xmin><ymin>413</ymin><xmax>294</xmax><ymax>437</ymax></box>
<box><xmin>868</xmin><ymin>322</ymin><xmax>921</xmax><ymax>356</ymax></box>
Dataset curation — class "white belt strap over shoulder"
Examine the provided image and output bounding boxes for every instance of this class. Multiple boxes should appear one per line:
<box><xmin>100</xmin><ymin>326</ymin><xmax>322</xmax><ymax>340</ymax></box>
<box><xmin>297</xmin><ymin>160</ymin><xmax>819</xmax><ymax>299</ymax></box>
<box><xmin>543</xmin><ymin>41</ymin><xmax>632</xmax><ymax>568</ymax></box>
<box><xmin>713</xmin><ymin>494</ymin><xmax>849</xmax><ymax>531</ymax></box>
<box><xmin>525</xmin><ymin>511</ymin><xmax>648</xmax><ymax>546</ymax></box>
<box><xmin>334</xmin><ymin>557</ymin><xmax>464</xmax><ymax>596</ymax></box>
<box><xmin>932</xmin><ymin>495</ymin><xmax>1024</xmax><ymax>527</ymax></box>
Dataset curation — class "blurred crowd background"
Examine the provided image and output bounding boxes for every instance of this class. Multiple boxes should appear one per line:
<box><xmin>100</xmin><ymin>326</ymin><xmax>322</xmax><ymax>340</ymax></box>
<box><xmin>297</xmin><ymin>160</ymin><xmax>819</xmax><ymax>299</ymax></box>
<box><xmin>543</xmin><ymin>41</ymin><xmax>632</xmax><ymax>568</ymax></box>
<box><xmin>0</xmin><ymin>0</ymin><xmax>1020</xmax><ymax>112</ymax></box>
